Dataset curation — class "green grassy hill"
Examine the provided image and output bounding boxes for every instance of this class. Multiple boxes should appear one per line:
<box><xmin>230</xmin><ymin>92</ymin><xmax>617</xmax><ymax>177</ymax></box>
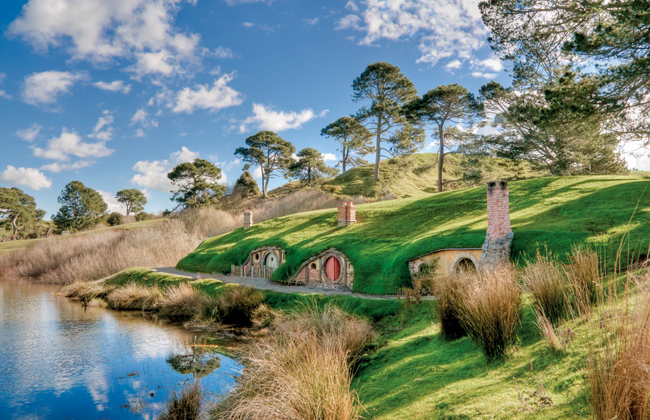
<box><xmin>177</xmin><ymin>175</ymin><xmax>650</xmax><ymax>294</ymax></box>
<box><xmin>269</xmin><ymin>153</ymin><xmax>542</xmax><ymax>199</ymax></box>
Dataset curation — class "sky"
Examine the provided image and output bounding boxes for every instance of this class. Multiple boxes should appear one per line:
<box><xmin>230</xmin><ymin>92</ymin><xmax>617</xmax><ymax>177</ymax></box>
<box><xmin>0</xmin><ymin>0</ymin><xmax>646</xmax><ymax>219</ymax></box>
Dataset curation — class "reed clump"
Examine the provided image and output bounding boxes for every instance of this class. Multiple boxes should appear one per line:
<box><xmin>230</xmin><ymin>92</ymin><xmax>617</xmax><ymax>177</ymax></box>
<box><xmin>61</xmin><ymin>281</ymin><xmax>116</xmax><ymax>301</ymax></box>
<box><xmin>213</xmin><ymin>286</ymin><xmax>265</xmax><ymax>327</ymax></box>
<box><xmin>565</xmin><ymin>246</ymin><xmax>602</xmax><ymax>315</ymax></box>
<box><xmin>106</xmin><ymin>282</ymin><xmax>163</xmax><ymax>310</ymax></box>
<box><xmin>522</xmin><ymin>253</ymin><xmax>567</xmax><ymax>325</ymax></box>
<box><xmin>214</xmin><ymin>305</ymin><xmax>374</xmax><ymax>420</ymax></box>
<box><xmin>435</xmin><ymin>276</ymin><xmax>468</xmax><ymax>340</ymax></box>
<box><xmin>160</xmin><ymin>282</ymin><xmax>213</xmax><ymax>320</ymax></box>
<box><xmin>456</xmin><ymin>266</ymin><xmax>522</xmax><ymax>361</ymax></box>
<box><xmin>158</xmin><ymin>381</ymin><xmax>203</xmax><ymax>420</ymax></box>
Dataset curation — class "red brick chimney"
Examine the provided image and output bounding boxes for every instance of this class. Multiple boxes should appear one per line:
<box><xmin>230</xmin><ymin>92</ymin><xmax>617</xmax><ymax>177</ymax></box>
<box><xmin>486</xmin><ymin>180</ymin><xmax>512</xmax><ymax>239</ymax></box>
<box><xmin>338</xmin><ymin>202</ymin><xmax>356</xmax><ymax>226</ymax></box>
<box><xmin>480</xmin><ymin>180</ymin><xmax>513</xmax><ymax>271</ymax></box>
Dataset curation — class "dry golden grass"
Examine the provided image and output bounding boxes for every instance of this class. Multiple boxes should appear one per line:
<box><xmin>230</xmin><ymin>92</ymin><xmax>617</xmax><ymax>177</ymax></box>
<box><xmin>434</xmin><ymin>276</ymin><xmax>469</xmax><ymax>340</ymax></box>
<box><xmin>522</xmin><ymin>253</ymin><xmax>567</xmax><ymax>325</ymax></box>
<box><xmin>214</xmin><ymin>305</ymin><xmax>374</xmax><ymax>420</ymax></box>
<box><xmin>61</xmin><ymin>281</ymin><xmax>115</xmax><ymax>301</ymax></box>
<box><xmin>160</xmin><ymin>282</ymin><xmax>213</xmax><ymax>320</ymax></box>
<box><xmin>456</xmin><ymin>266</ymin><xmax>522</xmax><ymax>361</ymax></box>
<box><xmin>106</xmin><ymin>282</ymin><xmax>163</xmax><ymax>310</ymax></box>
<box><xmin>534</xmin><ymin>311</ymin><xmax>565</xmax><ymax>353</ymax></box>
<box><xmin>159</xmin><ymin>381</ymin><xmax>203</xmax><ymax>420</ymax></box>
<box><xmin>565</xmin><ymin>247</ymin><xmax>602</xmax><ymax>315</ymax></box>
<box><xmin>213</xmin><ymin>286</ymin><xmax>265</xmax><ymax>327</ymax></box>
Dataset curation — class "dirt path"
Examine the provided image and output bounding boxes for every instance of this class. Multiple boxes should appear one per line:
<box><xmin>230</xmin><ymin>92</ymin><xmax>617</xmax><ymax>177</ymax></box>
<box><xmin>151</xmin><ymin>267</ymin><xmax>434</xmax><ymax>301</ymax></box>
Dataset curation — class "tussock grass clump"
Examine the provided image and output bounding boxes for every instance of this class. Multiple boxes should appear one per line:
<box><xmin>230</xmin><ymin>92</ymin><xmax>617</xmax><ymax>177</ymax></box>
<box><xmin>522</xmin><ymin>254</ymin><xmax>567</xmax><ymax>325</ymax></box>
<box><xmin>457</xmin><ymin>266</ymin><xmax>522</xmax><ymax>361</ymax></box>
<box><xmin>158</xmin><ymin>381</ymin><xmax>203</xmax><ymax>420</ymax></box>
<box><xmin>587</xmin><ymin>288</ymin><xmax>650</xmax><ymax>420</ymax></box>
<box><xmin>106</xmin><ymin>282</ymin><xmax>163</xmax><ymax>310</ymax></box>
<box><xmin>215</xmin><ymin>305</ymin><xmax>373</xmax><ymax>420</ymax></box>
<box><xmin>160</xmin><ymin>282</ymin><xmax>212</xmax><ymax>320</ymax></box>
<box><xmin>435</xmin><ymin>276</ymin><xmax>468</xmax><ymax>340</ymax></box>
<box><xmin>535</xmin><ymin>311</ymin><xmax>565</xmax><ymax>353</ymax></box>
<box><xmin>213</xmin><ymin>286</ymin><xmax>265</xmax><ymax>327</ymax></box>
<box><xmin>61</xmin><ymin>281</ymin><xmax>115</xmax><ymax>301</ymax></box>
<box><xmin>566</xmin><ymin>247</ymin><xmax>602</xmax><ymax>313</ymax></box>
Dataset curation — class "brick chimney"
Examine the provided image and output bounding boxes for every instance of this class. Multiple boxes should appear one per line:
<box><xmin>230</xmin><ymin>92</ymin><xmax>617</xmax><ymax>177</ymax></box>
<box><xmin>244</xmin><ymin>211</ymin><xmax>253</xmax><ymax>229</ymax></box>
<box><xmin>480</xmin><ymin>180</ymin><xmax>514</xmax><ymax>272</ymax></box>
<box><xmin>338</xmin><ymin>202</ymin><xmax>356</xmax><ymax>227</ymax></box>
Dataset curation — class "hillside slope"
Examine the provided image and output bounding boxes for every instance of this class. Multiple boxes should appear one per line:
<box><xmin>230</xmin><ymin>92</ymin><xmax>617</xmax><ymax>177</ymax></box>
<box><xmin>177</xmin><ymin>175</ymin><xmax>650</xmax><ymax>294</ymax></box>
<box><xmin>269</xmin><ymin>153</ymin><xmax>542</xmax><ymax>198</ymax></box>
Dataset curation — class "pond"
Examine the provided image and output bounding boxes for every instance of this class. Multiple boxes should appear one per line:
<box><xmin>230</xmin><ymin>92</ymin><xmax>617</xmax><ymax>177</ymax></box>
<box><xmin>0</xmin><ymin>280</ymin><xmax>241</xmax><ymax>420</ymax></box>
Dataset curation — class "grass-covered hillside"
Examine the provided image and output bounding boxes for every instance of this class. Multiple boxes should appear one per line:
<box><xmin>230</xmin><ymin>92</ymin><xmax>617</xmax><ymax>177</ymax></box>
<box><xmin>269</xmin><ymin>153</ymin><xmax>542</xmax><ymax>199</ymax></box>
<box><xmin>178</xmin><ymin>175</ymin><xmax>650</xmax><ymax>294</ymax></box>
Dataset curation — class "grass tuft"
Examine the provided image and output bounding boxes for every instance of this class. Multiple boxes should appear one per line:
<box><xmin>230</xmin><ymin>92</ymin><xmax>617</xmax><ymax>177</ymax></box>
<box><xmin>213</xmin><ymin>286</ymin><xmax>265</xmax><ymax>327</ymax></box>
<box><xmin>522</xmin><ymin>253</ymin><xmax>567</xmax><ymax>325</ymax></box>
<box><xmin>435</xmin><ymin>276</ymin><xmax>468</xmax><ymax>340</ymax></box>
<box><xmin>160</xmin><ymin>282</ymin><xmax>212</xmax><ymax>320</ymax></box>
<box><xmin>158</xmin><ymin>381</ymin><xmax>203</xmax><ymax>420</ymax></box>
<box><xmin>106</xmin><ymin>282</ymin><xmax>163</xmax><ymax>310</ymax></box>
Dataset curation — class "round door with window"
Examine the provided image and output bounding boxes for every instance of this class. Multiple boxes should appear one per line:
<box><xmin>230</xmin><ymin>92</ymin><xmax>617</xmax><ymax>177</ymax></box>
<box><xmin>265</xmin><ymin>253</ymin><xmax>278</xmax><ymax>269</ymax></box>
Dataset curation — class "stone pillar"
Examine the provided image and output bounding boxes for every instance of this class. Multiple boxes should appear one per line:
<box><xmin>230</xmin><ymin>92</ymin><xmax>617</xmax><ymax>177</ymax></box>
<box><xmin>479</xmin><ymin>180</ymin><xmax>514</xmax><ymax>272</ymax></box>
<box><xmin>244</xmin><ymin>211</ymin><xmax>253</xmax><ymax>229</ymax></box>
<box><xmin>338</xmin><ymin>202</ymin><xmax>357</xmax><ymax>226</ymax></box>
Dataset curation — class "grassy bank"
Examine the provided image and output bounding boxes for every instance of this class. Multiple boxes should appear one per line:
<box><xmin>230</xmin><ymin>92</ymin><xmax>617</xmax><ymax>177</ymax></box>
<box><xmin>178</xmin><ymin>175</ymin><xmax>650</xmax><ymax>294</ymax></box>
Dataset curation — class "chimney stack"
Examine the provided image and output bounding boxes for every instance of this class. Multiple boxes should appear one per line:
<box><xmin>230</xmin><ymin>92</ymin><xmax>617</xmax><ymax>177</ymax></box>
<box><xmin>338</xmin><ymin>202</ymin><xmax>356</xmax><ymax>227</ymax></box>
<box><xmin>480</xmin><ymin>180</ymin><xmax>514</xmax><ymax>271</ymax></box>
<box><xmin>244</xmin><ymin>211</ymin><xmax>253</xmax><ymax>229</ymax></box>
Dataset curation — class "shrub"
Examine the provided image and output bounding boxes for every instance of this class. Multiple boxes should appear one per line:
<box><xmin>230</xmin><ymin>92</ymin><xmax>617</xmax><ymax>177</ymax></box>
<box><xmin>456</xmin><ymin>266</ymin><xmax>521</xmax><ymax>361</ymax></box>
<box><xmin>213</xmin><ymin>286</ymin><xmax>265</xmax><ymax>327</ymax></box>
<box><xmin>435</xmin><ymin>276</ymin><xmax>468</xmax><ymax>340</ymax></box>
<box><xmin>160</xmin><ymin>282</ymin><xmax>212</xmax><ymax>320</ymax></box>
<box><xmin>106</xmin><ymin>282</ymin><xmax>163</xmax><ymax>310</ymax></box>
<box><xmin>522</xmin><ymin>253</ymin><xmax>566</xmax><ymax>325</ymax></box>
<box><xmin>135</xmin><ymin>212</ymin><xmax>152</xmax><ymax>222</ymax></box>
<box><xmin>158</xmin><ymin>382</ymin><xmax>203</xmax><ymax>420</ymax></box>
<box><xmin>107</xmin><ymin>212</ymin><xmax>122</xmax><ymax>226</ymax></box>
<box><xmin>214</xmin><ymin>305</ymin><xmax>372</xmax><ymax>420</ymax></box>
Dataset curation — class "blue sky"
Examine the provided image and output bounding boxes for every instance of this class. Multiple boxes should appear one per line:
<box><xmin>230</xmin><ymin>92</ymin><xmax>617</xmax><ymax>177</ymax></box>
<box><xmin>0</xmin><ymin>0</ymin><xmax>643</xmax><ymax>218</ymax></box>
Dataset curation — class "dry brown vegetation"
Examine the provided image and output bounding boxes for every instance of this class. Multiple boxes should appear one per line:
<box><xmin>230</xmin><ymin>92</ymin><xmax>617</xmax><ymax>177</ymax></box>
<box><xmin>160</xmin><ymin>282</ymin><xmax>213</xmax><ymax>320</ymax></box>
<box><xmin>0</xmin><ymin>189</ymin><xmax>363</xmax><ymax>285</ymax></box>
<box><xmin>107</xmin><ymin>282</ymin><xmax>164</xmax><ymax>311</ymax></box>
<box><xmin>214</xmin><ymin>305</ymin><xmax>374</xmax><ymax>420</ymax></box>
<box><xmin>158</xmin><ymin>381</ymin><xmax>203</xmax><ymax>420</ymax></box>
<box><xmin>522</xmin><ymin>253</ymin><xmax>567</xmax><ymax>325</ymax></box>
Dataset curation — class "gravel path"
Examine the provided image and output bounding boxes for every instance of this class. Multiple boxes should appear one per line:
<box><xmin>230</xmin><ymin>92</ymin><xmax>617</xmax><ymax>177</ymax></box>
<box><xmin>151</xmin><ymin>267</ymin><xmax>435</xmax><ymax>301</ymax></box>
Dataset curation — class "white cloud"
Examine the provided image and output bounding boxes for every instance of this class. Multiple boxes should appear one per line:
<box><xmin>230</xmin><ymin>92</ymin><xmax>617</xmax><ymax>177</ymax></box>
<box><xmin>128</xmin><ymin>49</ymin><xmax>178</xmax><ymax>79</ymax></box>
<box><xmin>135</xmin><ymin>128</ymin><xmax>146</xmax><ymax>138</ymax></box>
<box><xmin>203</xmin><ymin>46</ymin><xmax>234</xmax><ymax>59</ymax></box>
<box><xmin>8</xmin><ymin>0</ymin><xmax>200</xmax><ymax>61</ymax></box>
<box><xmin>252</xmin><ymin>166</ymin><xmax>263</xmax><ymax>179</ymax></box>
<box><xmin>471</xmin><ymin>71</ymin><xmax>497</xmax><ymax>79</ymax></box>
<box><xmin>33</xmin><ymin>129</ymin><xmax>114</xmax><ymax>161</ymax></box>
<box><xmin>322</xmin><ymin>153</ymin><xmax>337</xmax><ymax>162</ymax></box>
<box><xmin>21</xmin><ymin>71</ymin><xmax>86</xmax><ymax>108</ymax></box>
<box><xmin>97</xmin><ymin>190</ymin><xmax>126</xmax><ymax>214</ymax></box>
<box><xmin>172</xmin><ymin>73</ymin><xmax>243</xmax><ymax>114</ymax></box>
<box><xmin>345</xmin><ymin>0</ymin><xmax>360</xmax><ymax>12</ymax></box>
<box><xmin>472</xmin><ymin>57</ymin><xmax>503</xmax><ymax>72</ymax></box>
<box><xmin>304</xmin><ymin>18</ymin><xmax>319</xmax><ymax>26</ymax></box>
<box><xmin>0</xmin><ymin>73</ymin><xmax>12</xmax><ymax>100</ymax></box>
<box><xmin>88</xmin><ymin>111</ymin><xmax>115</xmax><ymax>141</ymax></box>
<box><xmin>238</xmin><ymin>103</ymin><xmax>329</xmax><ymax>133</ymax></box>
<box><xmin>40</xmin><ymin>160</ymin><xmax>93</xmax><ymax>173</ymax></box>
<box><xmin>93</xmin><ymin>80</ymin><xmax>131</xmax><ymax>93</ymax></box>
<box><xmin>445</xmin><ymin>59</ymin><xmax>463</xmax><ymax>71</ymax></box>
<box><xmin>16</xmin><ymin>123</ymin><xmax>42</xmax><ymax>142</ymax></box>
<box><xmin>336</xmin><ymin>0</ymin><xmax>487</xmax><ymax>66</ymax></box>
<box><xmin>242</xmin><ymin>22</ymin><xmax>255</xmax><ymax>28</ymax></box>
<box><xmin>0</xmin><ymin>166</ymin><xmax>51</xmax><ymax>190</ymax></box>
<box><xmin>130</xmin><ymin>146</ymin><xmax>199</xmax><ymax>192</ymax></box>
<box><xmin>226</xmin><ymin>0</ymin><xmax>272</xmax><ymax>5</ymax></box>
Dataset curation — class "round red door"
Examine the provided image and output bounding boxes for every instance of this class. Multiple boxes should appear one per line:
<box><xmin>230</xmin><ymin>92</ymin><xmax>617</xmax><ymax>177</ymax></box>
<box><xmin>325</xmin><ymin>257</ymin><xmax>341</xmax><ymax>281</ymax></box>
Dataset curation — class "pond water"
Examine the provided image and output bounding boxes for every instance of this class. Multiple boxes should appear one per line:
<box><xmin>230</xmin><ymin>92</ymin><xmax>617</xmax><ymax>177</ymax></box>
<box><xmin>0</xmin><ymin>280</ymin><xmax>241</xmax><ymax>420</ymax></box>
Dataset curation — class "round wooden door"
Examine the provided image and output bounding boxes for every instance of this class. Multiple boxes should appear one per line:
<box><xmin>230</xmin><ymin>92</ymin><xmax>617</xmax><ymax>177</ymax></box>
<box><xmin>265</xmin><ymin>253</ymin><xmax>278</xmax><ymax>269</ymax></box>
<box><xmin>325</xmin><ymin>257</ymin><xmax>341</xmax><ymax>281</ymax></box>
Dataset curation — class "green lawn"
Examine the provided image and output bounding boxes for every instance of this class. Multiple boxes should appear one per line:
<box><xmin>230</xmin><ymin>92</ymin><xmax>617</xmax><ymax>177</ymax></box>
<box><xmin>178</xmin><ymin>175</ymin><xmax>650</xmax><ymax>294</ymax></box>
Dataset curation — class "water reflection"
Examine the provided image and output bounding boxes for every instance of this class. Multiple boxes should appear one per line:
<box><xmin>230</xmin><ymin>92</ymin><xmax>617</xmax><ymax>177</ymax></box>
<box><xmin>0</xmin><ymin>280</ymin><xmax>241</xmax><ymax>420</ymax></box>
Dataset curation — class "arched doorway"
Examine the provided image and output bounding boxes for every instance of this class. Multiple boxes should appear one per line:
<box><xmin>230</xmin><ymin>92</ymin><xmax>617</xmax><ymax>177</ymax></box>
<box><xmin>265</xmin><ymin>252</ymin><xmax>279</xmax><ymax>269</ymax></box>
<box><xmin>455</xmin><ymin>257</ymin><xmax>477</xmax><ymax>275</ymax></box>
<box><xmin>325</xmin><ymin>256</ymin><xmax>341</xmax><ymax>281</ymax></box>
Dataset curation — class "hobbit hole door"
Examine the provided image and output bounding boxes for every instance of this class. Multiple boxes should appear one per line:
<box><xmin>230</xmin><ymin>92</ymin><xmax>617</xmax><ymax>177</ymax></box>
<box><xmin>325</xmin><ymin>257</ymin><xmax>341</xmax><ymax>281</ymax></box>
<box><xmin>265</xmin><ymin>253</ymin><xmax>278</xmax><ymax>269</ymax></box>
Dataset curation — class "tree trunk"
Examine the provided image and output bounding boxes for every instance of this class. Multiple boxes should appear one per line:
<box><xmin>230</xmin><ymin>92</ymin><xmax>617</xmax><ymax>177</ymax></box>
<box><xmin>373</xmin><ymin>115</ymin><xmax>382</xmax><ymax>183</ymax></box>
<box><xmin>11</xmin><ymin>213</ymin><xmax>19</xmax><ymax>239</ymax></box>
<box><xmin>307</xmin><ymin>167</ymin><xmax>312</xmax><ymax>184</ymax></box>
<box><xmin>438</xmin><ymin>130</ymin><xmax>445</xmax><ymax>193</ymax></box>
<box><xmin>263</xmin><ymin>168</ymin><xmax>270</xmax><ymax>198</ymax></box>
<box><xmin>342</xmin><ymin>145</ymin><xmax>347</xmax><ymax>173</ymax></box>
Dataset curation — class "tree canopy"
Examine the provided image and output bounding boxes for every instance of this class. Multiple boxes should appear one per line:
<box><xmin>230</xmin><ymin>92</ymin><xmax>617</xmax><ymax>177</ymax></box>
<box><xmin>403</xmin><ymin>83</ymin><xmax>481</xmax><ymax>192</ymax></box>
<box><xmin>288</xmin><ymin>148</ymin><xmax>339</xmax><ymax>185</ymax></box>
<box><xmin>115</xmin><ymin>189</ymin><xmax>147</xmax><ymax>216</ymax></box>
<box><xmin>234</xmin><ymin>131</ymin><xmax>296</xmax><ymax>198</ymax></box>
<box><xmin>0</xmin><ymin>187</ymin><xmax>46</xmax><ymax>239</ymax></box>
<box><xmin>352</xmin><ymin>62</ymin><xmax>425</xmax><ymax>182</ymax></box>
<box><xmin>52</xmin><ymin>181</ymin><xmax>107</xmax><ymax>232</ymax></box>
<box><xmin>321</xmin><ymin>116</ymin><xmax>374</xmax><ymax>173</ymax></box>
<box><xmin>233</xmin><ymin>170</ymin><xmax>261</xmax><ymax>198</ymax></box>
<box><xmin>167</xmin><ymin>158</ymin><xmax>226</xmax><ymax>208</ymax></box>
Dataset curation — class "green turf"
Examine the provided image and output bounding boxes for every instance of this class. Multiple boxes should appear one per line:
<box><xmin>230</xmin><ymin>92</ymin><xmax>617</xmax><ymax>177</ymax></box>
<box><xmin>177</xmin><ymin>175</ymin><xmax>650</xmax><ymax>294</ymax></box>
<box><xmin>269</xmin><ymin>153</ymin><xmax>541</xmax><ymax>199</ymax></box>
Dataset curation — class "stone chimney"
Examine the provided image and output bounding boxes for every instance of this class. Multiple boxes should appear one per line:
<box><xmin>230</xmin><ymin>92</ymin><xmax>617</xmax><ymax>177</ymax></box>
<box><xmin>244</xmin><ymin>211</ymin><xmax>253</xmax><ymax>229</ymax></box>
<box><xmin>480</xmin><ymin>180</ymin><xmax>514</xmax><ymax>271</ymax></box>
<box><xmin>338</xmin><ymin>202</ymin><xmax>357</xmax><ymax>227</ymax></box>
